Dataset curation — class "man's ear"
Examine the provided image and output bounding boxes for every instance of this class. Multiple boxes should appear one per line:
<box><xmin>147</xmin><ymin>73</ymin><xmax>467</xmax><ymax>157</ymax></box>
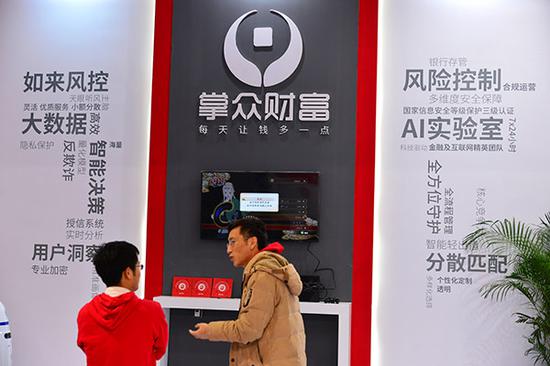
<box><xmin>122</xmin><ymin>267</ymin><xmax>133</xmax><ymax>280</ymax></box>
<box><xmin>248</xmin><ymin>236</ymin><xmax>258</xmax><ymax>250</ymax></box>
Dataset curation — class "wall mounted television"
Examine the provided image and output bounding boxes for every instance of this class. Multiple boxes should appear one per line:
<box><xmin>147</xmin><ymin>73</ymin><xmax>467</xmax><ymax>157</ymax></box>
<box><xmin>200</xmin><ymin>171</ymin><xmax>320</xmax><ymax>241</ymax></box>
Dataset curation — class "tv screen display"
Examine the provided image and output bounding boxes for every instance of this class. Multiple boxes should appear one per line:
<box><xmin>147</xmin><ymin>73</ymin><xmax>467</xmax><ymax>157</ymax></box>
<box><xmin>200</xmin><ymin>171</ymin><xmax>320</xmax><ymax>241</ymax></box>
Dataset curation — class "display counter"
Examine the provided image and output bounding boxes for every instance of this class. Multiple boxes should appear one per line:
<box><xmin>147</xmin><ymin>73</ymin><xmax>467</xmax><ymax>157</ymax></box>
<box><xmin>154</xmin><ymin>296</ymin><xmax>351</xmax><ymax>366</ymax></box>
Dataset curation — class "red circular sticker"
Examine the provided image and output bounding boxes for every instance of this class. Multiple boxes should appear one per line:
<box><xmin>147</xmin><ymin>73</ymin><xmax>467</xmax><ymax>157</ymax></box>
<box><xmin>177</xmin><ymin>280</ymin><xmax>189</xmax><ymax>291</ymax></box>
<box><xmin>196</xmin><ymin>281</ymin><xmax>207</xmax><ymax>291</ymax></box>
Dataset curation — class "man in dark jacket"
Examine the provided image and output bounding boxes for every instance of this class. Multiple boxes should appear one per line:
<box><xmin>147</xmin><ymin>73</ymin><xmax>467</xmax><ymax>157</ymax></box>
<box><xmin>77</xmin><ymin>241</ymin><xmax>168</xmax><ymax>366</ymax></box>
<box><xmin>190</xmin><ymin>217</ymin><xmax>307</xmax><ymax>366</ymax></box>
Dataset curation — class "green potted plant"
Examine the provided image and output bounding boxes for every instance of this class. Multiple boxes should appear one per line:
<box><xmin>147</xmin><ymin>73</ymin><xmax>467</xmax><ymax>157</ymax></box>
<box><xmin>463</xmin><ymin>213</ymin><xmax>550</xmax><ymax>365</ymax></box>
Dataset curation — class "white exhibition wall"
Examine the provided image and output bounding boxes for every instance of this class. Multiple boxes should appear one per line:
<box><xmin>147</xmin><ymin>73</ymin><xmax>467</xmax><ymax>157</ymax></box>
<box><xmin>3</xmin><ymin>0</ymin><xmax>550</xmax><ymax>365</ymax></box>
<box><xmin>0</xmin><ymin>1</ymin><xmax>155</xmax><ymax>365</ymax></box>
<box><xmin>375</xmin><ymin>0</ymin><xmax>550</xmax><ymax>365</ymax></box>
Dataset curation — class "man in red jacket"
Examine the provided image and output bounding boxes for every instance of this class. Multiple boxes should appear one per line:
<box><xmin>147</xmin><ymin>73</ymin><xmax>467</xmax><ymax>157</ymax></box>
<box><xmin>77</xmin><ymin>241</ymin><xmax>168</xmax><ymax>366</ymax></box>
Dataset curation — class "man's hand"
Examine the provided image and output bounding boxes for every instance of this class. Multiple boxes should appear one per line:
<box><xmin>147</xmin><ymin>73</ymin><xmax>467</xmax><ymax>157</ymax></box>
<box><xmin>189</xmin><ymin>322</ymin><xmax>210</xmax><ymax>340</ymax></box>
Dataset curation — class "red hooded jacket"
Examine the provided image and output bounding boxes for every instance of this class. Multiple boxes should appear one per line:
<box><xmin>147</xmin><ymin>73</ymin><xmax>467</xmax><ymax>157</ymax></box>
<box><xmin>77</xmin><ymin>292</ymin><xmax>168</xmax><ymax>366</ymax></box>
<box><xmin>260</xmin><ymin>241</ymin><xmax>285</xmax><ymax>254</ymax></box>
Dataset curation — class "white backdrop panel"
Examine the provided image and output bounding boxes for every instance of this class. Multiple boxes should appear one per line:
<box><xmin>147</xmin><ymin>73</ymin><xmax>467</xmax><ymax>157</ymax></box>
<box><xmin>0</xmin><ymin>1</ymin><xmax>155</xmax><ymax>365</ymax></box>
<box><xmin>375</xmin><ymin>0</ymin><xmax>550</xmax><ymax>365</ymax></box>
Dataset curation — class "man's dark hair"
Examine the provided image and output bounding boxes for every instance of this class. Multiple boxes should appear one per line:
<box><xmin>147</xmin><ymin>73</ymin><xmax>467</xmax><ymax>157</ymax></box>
<box><xmin>228</xmin><ymin>216</ymin><xmax>268</xmax><ymax>250</ymax></box>
<box><xmin>93</xmin><ymin>241</ymin><xmax>139</xmax><ymax>287</ymax></box>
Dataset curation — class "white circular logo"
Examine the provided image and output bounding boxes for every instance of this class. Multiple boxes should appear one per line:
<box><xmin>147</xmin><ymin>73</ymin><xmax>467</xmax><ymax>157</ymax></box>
<box><xmin>218</xmin><ymin>283</ymin><xmax>227</xmax><ymax>292</ymax></box>
<box><xmin>197</xmin><ymin>282</ymin><xmax>207</xmax><ymax>291</ymax></box>
<box><xmin>177</xmin><ymin>281</ymin><xmax>188</xmax><ymax>291</ymax></box>
<box><xmin>224</xmin><ymin>9</ymin><xmax>303</xmax><ymax>88</ymax></box>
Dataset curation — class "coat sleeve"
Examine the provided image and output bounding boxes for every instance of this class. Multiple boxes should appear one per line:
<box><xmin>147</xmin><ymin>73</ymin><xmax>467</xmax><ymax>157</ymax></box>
<box><xmin>76</xmin><ymin>307</ymin><xmax>87</xmax><ymax>352</ymax></box>
<box><xmin>152</xmin><ymin>301</ymin><xmax>169</xmax><ymax>360</ymax></box>
<box><xmin>208</xmin><ymin>271</ymin><xmax>277</xmax><ymax>344</ymax></box>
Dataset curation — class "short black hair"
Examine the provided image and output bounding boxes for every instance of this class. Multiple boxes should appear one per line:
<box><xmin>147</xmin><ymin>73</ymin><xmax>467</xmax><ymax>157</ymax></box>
<box><xmin>228</xmin><ymin>216</ymin><xmax>268</xmax><ymax>250</ymax></box>
<box><xmin>93</xmin><ymin>241</ymin><xmax>139</xmax><ymax>287</ymax></box>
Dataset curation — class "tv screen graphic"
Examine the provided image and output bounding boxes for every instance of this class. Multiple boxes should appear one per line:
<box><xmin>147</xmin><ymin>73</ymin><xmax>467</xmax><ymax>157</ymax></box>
<box><xmin>200</xmin><ymin>171</ymin><xmax>320</xmax><ymax>241</ymax></box>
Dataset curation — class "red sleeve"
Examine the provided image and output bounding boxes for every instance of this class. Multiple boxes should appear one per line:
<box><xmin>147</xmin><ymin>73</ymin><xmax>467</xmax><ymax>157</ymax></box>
<box><xmin>152</xmin><ymin>301</ymin><xmax>168</xmax><ymax>360</ymax></box>
<box><xmin>76</xmin><ymin>307</ymin><xmax>87</xmax><ymax>352</ymax></box>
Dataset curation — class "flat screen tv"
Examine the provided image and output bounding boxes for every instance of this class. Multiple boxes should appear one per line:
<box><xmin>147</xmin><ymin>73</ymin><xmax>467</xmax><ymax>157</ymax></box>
<box><xmin>200</xmin><ymin>171</ymin><xmax>319</xmax><ymax>241</ymax></box>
